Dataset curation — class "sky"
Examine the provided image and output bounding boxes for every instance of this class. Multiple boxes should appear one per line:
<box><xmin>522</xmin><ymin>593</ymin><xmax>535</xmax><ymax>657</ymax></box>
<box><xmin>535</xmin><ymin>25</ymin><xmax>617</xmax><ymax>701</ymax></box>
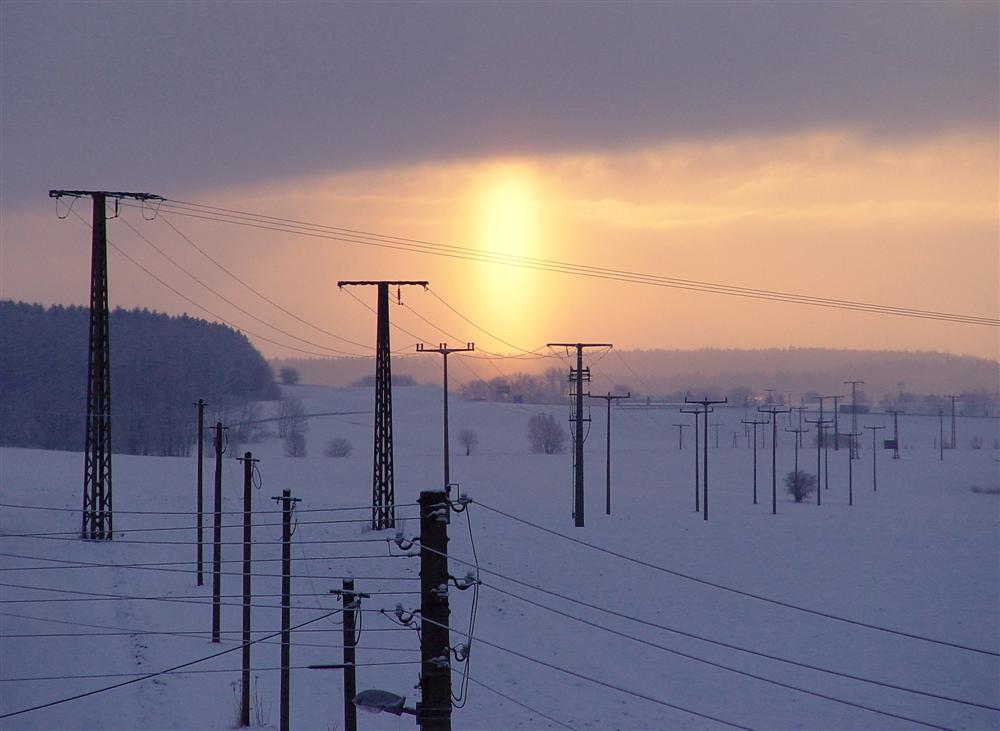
<box><xmin>2</xmin><ymin>1</ymin><xmax>998</xmax><ymax>361</ymax></box>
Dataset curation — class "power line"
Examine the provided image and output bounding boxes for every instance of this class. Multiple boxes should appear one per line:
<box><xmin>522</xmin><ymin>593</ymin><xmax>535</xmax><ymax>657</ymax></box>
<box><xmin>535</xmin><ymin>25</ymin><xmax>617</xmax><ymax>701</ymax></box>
<box><xmin>415</xmin><ymin>614</ymin><xmax>752</xmax><ymax>730</ymax></box>
<box><xmin>471</xmin><ymin>500</ymin><xmax>999</xmax><ymax>657</ymax></box>
<box><xmin>141</xmin><ymin>199</ymin><xmax>998</xmax><ymax>327</ymax></box>
<box><xmin>466</xmin><ymin>675</ymin><xmax>577</xmax><ymax>730</ymax></box>
<box><xmin>0</xmin><ymin>608</ymin><xmax>341</xmax><ymax>719</ymax></box>
<box><xmin>0</xmin><ymin>501</ymin><xmax>419</xmax><ymax>516</ymax></box>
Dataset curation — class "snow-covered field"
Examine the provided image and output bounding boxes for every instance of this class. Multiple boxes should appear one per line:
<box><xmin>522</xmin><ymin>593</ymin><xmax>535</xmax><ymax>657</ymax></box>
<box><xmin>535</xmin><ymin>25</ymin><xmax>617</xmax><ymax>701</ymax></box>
<box><xmin>2</xmin><ymin>384</ymin><xmax>998</xmax><ymax>730</ymax></box>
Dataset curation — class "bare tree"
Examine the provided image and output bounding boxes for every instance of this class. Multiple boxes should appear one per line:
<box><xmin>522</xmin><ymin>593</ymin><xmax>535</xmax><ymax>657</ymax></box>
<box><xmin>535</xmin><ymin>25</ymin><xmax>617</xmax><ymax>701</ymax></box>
<box><xmin>785</xmin><ymin>470</ymin><xmax>817</xmax><ymax>502</ymax></box>
<box><xmin>458</xmin><ymin>428</ymin><xmax>479</xmax><ymax>456</ymax></box>
<box><xmin>324</xmin><ymin>437</ymin><xmax>353</xmax><ymax>458</ymax></box>
<box><xmin>527</xmin><ymin>412</ymin><xmax>567</xmax><ymax>454</ymax></box>
<box><xmin>277</xmin><ymin>397</ymin><xmax>307</xmax><ymax>438</ymax></box>
<box><xmin>284</xmin><ymin>424</ymin><xmax>307</xmax><ymax>457</ymax></box>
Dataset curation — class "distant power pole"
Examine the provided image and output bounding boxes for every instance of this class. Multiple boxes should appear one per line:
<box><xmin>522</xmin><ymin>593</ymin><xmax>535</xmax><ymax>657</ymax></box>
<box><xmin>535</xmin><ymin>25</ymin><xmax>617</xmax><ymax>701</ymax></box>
<box><xmin>785</xmin><ymin>423</ymin><xmax>808</xmax><ymax>474</ymax></box>
<box><xmin>50</xmin><ymin>189</ymin><xmax>163</xmax><ymax>540</ymax></box>
<box><xmin>946</xmin><ymin>395</ymin><xmax>960</xmax><ymax>449</ymax></box>
<box><xmin>887</xmin><ymin>409</ymin><xmax>905</xmax><ymax>459</ymax></box>
<box><xmin>339</xmin><ymin>281</ymin><xmax>428</xmax><ymax>529</ymax></box>
<box><xmin>416</xmin><ymin>342</ymin><xmax>475</xmax><ymax>489</ymax></box>
<box><xmin>759</xmin><ymin>406</ymin><xmax>791</xmax><ymax>515</ymax></box>
<box><xmin>672</xmin><ymin>423</ymin><xmax>687</xmax><ymax>450</ymax></box>
<box><xmin>844</xmin><ymin>380</ymin><xmax>865</xmax><ymax>459</ymax></box>
<box><xmin>548</xmin><ymin>342</ymin><xmax>613</xmax><ymax>527</ymax></box>
<box><xmin>832</xmin><ymin>395</ymin><xmax>843</xmax><ymax>451</ymax></box>
<box><xmin>865</xmin><ymin>425</ymin><xmax>886</xmax><ymax>491</ymax></box>
<box><xmin>685</xmin><ymin>396</ymin><xmax>728</xmax><ymax>520</ymax></box>
<box><xmin>805</xmin><ymin>417</ymin><xmax>832</xmax><ymax>506</ymax></box>
<box><xmin>742</xmin><ymin>417</ymin><xmax>769</xmax><ymax>505</ymax></box>
<box><xmin>844</xmin><ymin>431</ymin><xmax>861</xmax><ymax>505</ymax></box>
<box><xmin>939</xmin><ymin>408</ymin><xmax>945</xmax><ymax>460</ymax></box>
<box><xmin>194</xmin><ymin>398</ymin><xmax>206</xmax><ymax>586</ymax></box>
<box><xmin>814</xmin><ymin>395</ymin><xmax>839</xmax><ymax>489</ymax></box>
<box><xmin>680</xmin><ymin>408</ymin><xmax>701</xmax><ymax>512</ymax></box>
<box><xmin>589</xmin><ymin>391</ymin><xmax>630</xmax><ymax>515</ymax></box>
<box><xmin>712</xmin><ymin>423</ymin><xmax>722</xmax><ymax>449</ymax></box>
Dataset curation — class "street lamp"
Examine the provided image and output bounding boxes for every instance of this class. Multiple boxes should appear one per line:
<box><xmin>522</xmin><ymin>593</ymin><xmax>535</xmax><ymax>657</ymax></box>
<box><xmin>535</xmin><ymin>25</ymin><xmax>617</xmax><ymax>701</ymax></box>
<box><xmin>353</xmin><ymin>689</ymin><xmax>418</xmax><ymax>718</ymax></box>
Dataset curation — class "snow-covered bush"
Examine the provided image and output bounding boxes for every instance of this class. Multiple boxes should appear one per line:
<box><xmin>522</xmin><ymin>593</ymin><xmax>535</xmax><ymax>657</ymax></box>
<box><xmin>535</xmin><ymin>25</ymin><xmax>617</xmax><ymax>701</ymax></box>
<box><xmin>324</xmin><ymin>437</ymin><xmax>353</xmax><ymax>458</ymax></box>
<box><xmin>527</xmin><ymin>413</ymin><xmax>567</xmax><ymax>454</ymax></box>
<box><xmin>785</xmin><ymin>470</ymin><xmax>817</xmax><ymax>502</ymax></box>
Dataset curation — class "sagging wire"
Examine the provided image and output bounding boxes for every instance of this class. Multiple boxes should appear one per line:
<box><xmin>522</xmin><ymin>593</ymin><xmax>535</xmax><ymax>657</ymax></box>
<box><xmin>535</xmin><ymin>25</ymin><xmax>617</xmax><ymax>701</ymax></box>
<box><xmin>449</xmin><ymin>498</ymin><xmax>481</xmax><ymax>708</ymax></box>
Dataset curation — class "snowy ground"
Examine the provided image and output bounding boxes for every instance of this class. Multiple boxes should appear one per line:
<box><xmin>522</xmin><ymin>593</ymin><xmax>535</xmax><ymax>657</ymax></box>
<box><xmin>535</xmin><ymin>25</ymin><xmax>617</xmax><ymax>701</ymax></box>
<box><xmin>1</xmin><ymin>384</ymin><xmax>998</xmax><ymax>730</ymax></box>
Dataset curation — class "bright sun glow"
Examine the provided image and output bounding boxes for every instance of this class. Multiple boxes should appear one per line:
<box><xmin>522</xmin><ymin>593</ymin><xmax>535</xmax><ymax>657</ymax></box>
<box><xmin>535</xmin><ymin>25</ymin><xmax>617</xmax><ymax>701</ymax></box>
<box><xmin>471</xmin><ymin>165</ymin><xmax>544</xmax><ymax>344</ymax></box>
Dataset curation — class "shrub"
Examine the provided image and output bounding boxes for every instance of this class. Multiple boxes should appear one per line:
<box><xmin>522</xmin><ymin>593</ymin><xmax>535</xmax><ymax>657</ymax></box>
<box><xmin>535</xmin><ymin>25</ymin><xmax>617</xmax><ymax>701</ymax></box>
<box><xmin>527</xmin><ymin>413</ymin><xmax>567</xmax><ymax>454</ymax></box>
<box><xmin>785</xmin><ymin>470</ymin><xmax>817</xmax><ymax>502</ymax></box>
<box><xmin>324</xmin><ymin>437</ymin><xmax>353</xmax><ymax>458</ymax></box>
<box><xmin>970</xmin><ymin>435</ymin><xmax>984</xmax><ymax>450</ymax></box>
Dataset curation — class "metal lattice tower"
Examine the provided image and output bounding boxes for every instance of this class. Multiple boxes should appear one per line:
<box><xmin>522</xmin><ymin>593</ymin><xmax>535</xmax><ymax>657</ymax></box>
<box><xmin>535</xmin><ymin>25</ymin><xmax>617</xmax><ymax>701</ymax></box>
<box><xmin>339</xmin><ymin>281</ymin><xmax>427</xmax><ymax>530</ymax></box>
<box><xmin>50</xmin><ymin>189</ymin><xmax>162</xmax><ymax>540</ymax></box>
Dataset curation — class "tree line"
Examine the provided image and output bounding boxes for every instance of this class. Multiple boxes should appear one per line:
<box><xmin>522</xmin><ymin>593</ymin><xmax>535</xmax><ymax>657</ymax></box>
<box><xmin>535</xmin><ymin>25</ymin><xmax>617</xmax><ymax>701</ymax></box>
<box><xmin>0</xmin><ymin>301</ymin><xmax>279</xmax><ymax>456</ymax></box>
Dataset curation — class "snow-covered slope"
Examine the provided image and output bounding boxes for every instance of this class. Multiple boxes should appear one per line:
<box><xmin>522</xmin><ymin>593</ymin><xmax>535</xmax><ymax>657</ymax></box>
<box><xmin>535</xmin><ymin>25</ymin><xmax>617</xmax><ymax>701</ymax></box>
<box><xmin>2</xmin><ymin>385</ymin><xmax>998</xmax><ymax>730</ymax></box>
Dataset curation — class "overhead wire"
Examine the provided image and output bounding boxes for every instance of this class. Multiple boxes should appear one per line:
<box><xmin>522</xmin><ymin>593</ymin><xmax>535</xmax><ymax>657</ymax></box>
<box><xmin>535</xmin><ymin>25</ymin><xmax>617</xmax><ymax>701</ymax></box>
<box><xmin>466</xmin><ymin>675</ymin><xmax>577</xmax><ymax>730</ymax></box>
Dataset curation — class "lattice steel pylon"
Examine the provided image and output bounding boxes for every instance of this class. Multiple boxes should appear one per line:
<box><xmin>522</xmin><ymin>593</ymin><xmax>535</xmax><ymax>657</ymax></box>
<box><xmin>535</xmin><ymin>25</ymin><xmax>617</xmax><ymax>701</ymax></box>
<box><xmin>50</xmin><ymin>189</ymin><xmax>163</xmax><ymax>540</ymax></box>
<box><xmin>338</xmin><ymin>280</ymin><xmax>427</xmax><ymax>530</ymax></box>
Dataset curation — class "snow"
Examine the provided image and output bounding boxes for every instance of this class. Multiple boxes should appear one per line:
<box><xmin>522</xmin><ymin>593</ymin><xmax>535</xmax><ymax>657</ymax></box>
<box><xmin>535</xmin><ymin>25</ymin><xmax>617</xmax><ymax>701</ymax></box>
<box><xmin>1</xmin><ymin>384</ymin><xmax>998</xmax><ymax>730</ymax></box>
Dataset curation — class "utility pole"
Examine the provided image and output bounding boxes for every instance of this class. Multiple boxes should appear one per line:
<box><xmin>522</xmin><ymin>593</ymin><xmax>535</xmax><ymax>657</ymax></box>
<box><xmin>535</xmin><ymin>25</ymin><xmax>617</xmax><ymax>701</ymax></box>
<box><xmin>419</xmin><ymin>490</ymin><xmax>452</xmax><ymax>731</ymax></box>
<box><xmin>785</xmin><ymin>423</ymin><xmax>808</xmax><ymax>474</ymax></box>
<box><xmin>712</xmin><ymin>423</ymin><xmax>722</xmax><ymax>449</ymax></box>
<box><xmin>741</xmin><ymin>417</ymin><xmax>769</xmax><ymax>505</ymax></box>
<box><xmin>212</xmin><ymin>422</ymin><xmax>227</xmax><ymax>643</ymax></box>
<box><xmin>50</xmin><ymin>190</ymin><xmax>162</xmax><ymax>539</ymax></box>
<box><xmin>887</xmin><ymin>409</ymin><xmax>905</xmax><ymax>459</ymax></box>
<box><xmin>685</xmin><ymin>397</ymin><xmax>727</xmax><ymax>521</ymax></box>
<box><xmin>814</xmin><ymin>396</ymin><xmax>838</xmax><ymax>490</ymax></box>
<box><xmin>547</xmin><ymin>342</ymin><xmax>613</xmax><ymax>527</ymax></box>
<box><xmin>589</xmin><ymin>392</ymin><xmax>630</xmax><ymax>515</ymax></box>
<box><xmin>194</xmin><ymin>398</ymin><xmax>206</xmax><ymax>586</ymax></box>
<box><xmin>271</xmin><ymin>489</ymin><xmax>301</xmax><ymax>731</ymax></box>
<box><xmin>832</xmin><ymin>395</ymin><xmax>843</xmax><ymax>451</ymax></box>
<box><xmin>806</xmin><ymin>418</ymin><xmax>831</xmax><ymax>506</ymax></box>
<box><xmin>416</xmin><ymin>342</ymin><xmax>475</xmax><ymax>489</ymax></box>
<box><xmin>844</xmin><ymin>432</ymin><xmax>861</xmax><ymax>505</ymax></box>
<box><xmin>680</xmin><ymin>408</ymin><xmax>700</xmax><ymax>513</ymax></box>
<box><xmin>865</xmin><ymin>426</ymin><xmax>886</xmax><ymax>491</ymax></box>
<box><xmin>237</xmin><ymin>452</ymin><xmax>258</xmax><ymax>727</ymax></box>
<box><xmin>759</xmin><ymin>406</ymin><xmax>791</xmax><ymax>515</ymax></box>
<box><xmin>335</xmin><ymin>580</ymin><xmax>369</xmax><ymax>731</ymax></box>
<box><xmin>764</xmin><ymin>388</ymin><xmax>776</xmax><ymax>407</ymax></box>
<box><xmin>844</xmin><ymin>381</ymin><xmax>864</xmax><ymax>459</ymax></box>
<box><xmin>339</xmin><ymin>281</ymin><xmax>428</xmax><ymax>530</ymax></box>
<box><xmin>793</xmin><ymin>406</ymin><xmax>807</xmax><ymax>448</ymax></box>
<box><xmin>939</xmin><ymin>408</ymin><xmax>945</xmax><ymax>461</ymax></box>
<box><xmin>672</xmin><ymin>423</ymin><xmax>687</xmax><ymax>450</ymax></box>
<box><xmin>946</xmin><ymin>395</ymin><xmax>960</xmax><ymax>449</ymax></box>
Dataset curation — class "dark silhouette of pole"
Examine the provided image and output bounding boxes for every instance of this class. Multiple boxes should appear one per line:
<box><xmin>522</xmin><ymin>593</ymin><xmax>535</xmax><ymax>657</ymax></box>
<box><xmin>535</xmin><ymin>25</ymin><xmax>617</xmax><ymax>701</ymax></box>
<box><xmin>548</xmin><ymin>343</ymin><xmax>612</xmax><ymax>527</ymax></box>
<box><xmin>419</xmin><ymin>490</ymin><xmax>452</xmax><ymax>730</ymax></box>
<box><xmin>759</xmin><ymin>406</ymin><xmax>791</xmax><ymax>514</ymax></box>
<box><xmin>680</xmin><ymin>408</ymin><xmax>700</xmax><ymax>512</ymax></box>
<box><xmin>865</xmin><ymin>426</ymin><xmax>886</xmax><ymax>491</ymax></box>
<box><xmin>589</xmin><ymin>391</ymin><xmax>630</xmax><ymax>515</ymax></box>
<box><xmin>338</xmin><ymin>281</ymin><xmax>428</xmax><ymax>530</ymax></box>
<box><xmin>814</xmin><ymin>395</ymin><xmax>839</xmax><ymax>489</ymax></box>
<box><xmin>271</xmin><ymin>489</ymin><xmax>300</xmax><ymax>731</ymax></box>
<box><xmin>786</xmin><ymin>424</ymin><xmax>807</xmax><ymax>474</ymax></box>
<box><xmin>672</xmin><ymin>423</ymin><xmax>687</xmax><ymax>450</ymax></box>
<box><xmin>844</xmin><ymin>381</ymin><xmax>864</xmax><ymax>458</ymax></box>
<box><xmin>194</xmin><ymin>398</ymin><xmax>205</xmax><ymax>586</ymax></box>
<box><xmin>946</xmin><ymin>395</ymin><xmax>959</xmax><ymax>449</ymax></box>
<box><xmin>335</xmin><ymin>579</ymin><xmax>368</xmax><ymax>731</ymax></box>
<box><xmin>888</xmin><ymin>409</ymin><xmax>905</xmax><ymax>459</ymax></box>
<box><xmin>417</xmin><ymin>342</ymin><xmax>475</xmax><ymax>489</ymax></box>
<box><xmin>212</xmin><ymin>422</ymin><xmax>226</xmax><ymax>643</ymax></box>
<box><xmin>686</xmin><ymin>397</ymin><xmax>727</xmax><ymax>520</ymax></box>
<box><xmin>844</xmin><ymin>432</ymin><xmax>861</xmax><ymax>505</ymax></box>
<box><xmin>939</xmin><ymin>408</ymin><xmax>945</xmax><ymax>460</ymax></box>
<box><xmin>50</xmin><ymin>190</ymin><xmax>162</xmax><ymax>540</ymax></box>
<box><xmin>742</xmin><ymin>417</ymin><xmax>768</xmax><ymax>505</ymax></box>
<box><xmin>793</xmin><ymin>406</ymin><xmax>807</xmax><ymax>448</ymax></box>
<box><xmin>238</xmin><ymin>452</ymin><xmax>258</xmax><ymax>727</ymax></box>
<box><xmin>805</xmin><ymin>418</ymin><xmax>831</xmax><ymax>506</ymax></box>
<box><xmin>712</xmin><ymin>423</ymin><xmax>721</xmax><ymax>449</ymax></box>
<box><xmin>832</xmin><ymin>396</ymin><xmax>843</xmax><ymax>451</ymax></box>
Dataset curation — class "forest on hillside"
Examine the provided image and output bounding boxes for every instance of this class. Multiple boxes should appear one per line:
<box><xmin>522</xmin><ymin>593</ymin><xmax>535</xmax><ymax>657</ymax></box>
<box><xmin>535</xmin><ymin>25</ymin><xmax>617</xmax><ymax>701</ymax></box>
<box><xmin>0</xmin><ymin>301</ymin><xmax>279</xmax><ymax>455</ymax></box>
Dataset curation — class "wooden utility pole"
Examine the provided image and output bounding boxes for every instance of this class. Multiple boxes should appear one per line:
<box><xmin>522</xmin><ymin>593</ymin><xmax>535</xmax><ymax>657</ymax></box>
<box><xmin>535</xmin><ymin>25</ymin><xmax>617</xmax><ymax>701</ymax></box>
<box><xmin>50</xmin><ymin>190</ymin><xmax>163</xmax><ymax>540</ymax></box>
<box><xmin>946</xmin><ymin>395</ymin><xmax>960</xmax><ymax>449</ymax></box>
<box><xmin>271</xmin><ymin>489</ymin><xmax>300</xmax><ymax>731</ymax></box>
<box><xmin>547</xmin><ymin>343</ymin><xmax>613</xmax><ymax>527</ymax></box>
<box><xmin>685</xmin><ymin>397</ymin><xmax>727</xmax><ymax>521</ymax></box>
<box><xmin>759</xmin><ymin>406</ymin><xmax>791</xmax><ymax>514</ymax></box>
<box><xmin>887</xmin><ymin>409</ymin><xmax>905</xmax><ymax>459</ymax></box>
<box><xmin>785</xmin><ymin>424</ymin><xmax>808</xmax><ymax>474</ymax></box>
<box><xmin>339</xmin><ymin>281</ymin><xmax>428</xmax><ymax>530</ymax></box>
<box><xmin>680</xmin><ymin>408</ymin><xmax>701</xmax><ymax>512</ymax></box>
<box><xmin>672</xmin><ymin>423</ymin><xmax>687</xmax><ymax>450</ymax></box>
<box><xmin>212</xmin><ymin>422</ymin><xmax>227</xmax><ymax>643</ymax></box>
<box><xmin>337</xmin><ymin>580</ymin><xmax>369</xmax><ymax>731</ymax></box>
<box><xmin>805</xmin><ymin>417</ymin><xmax>831</xmax><ymax>506</ymax></box>
<box><xmin>865</xmin><ymin>425</ymin><xmax>886</xmax><ymax>491</ymax></box>
<box><xmin>194</xmin><ymin>398</ymin><xmax>206</xmax><ymax>586</ymax></box>
<box><xmin>589</xmin><ymin>391</ymin><xmax>630</xmax><ymax>515</ymax></box>
<box><xmin>419</xmin><ymin>490</ymin><xmax>452</xmax><ymax>730</ymax></box>
<box><xmin>238</xmin><ymin>452</ymin><xmax>259</xmax><ymax>727</ymax></box>
<box><xmin>844</xmin><ymin>432</ymin><xmax>861</xmax><ymax>505</ymax></box>
<box><xmin>417</xmin><ymin>342</ymin><xmax>474</xmax><ymax>489</ymax></box>
<box><xmin>742</xmin><ymin>417</ymin><xmax>769</xmax><ymax>505</ymax></box>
